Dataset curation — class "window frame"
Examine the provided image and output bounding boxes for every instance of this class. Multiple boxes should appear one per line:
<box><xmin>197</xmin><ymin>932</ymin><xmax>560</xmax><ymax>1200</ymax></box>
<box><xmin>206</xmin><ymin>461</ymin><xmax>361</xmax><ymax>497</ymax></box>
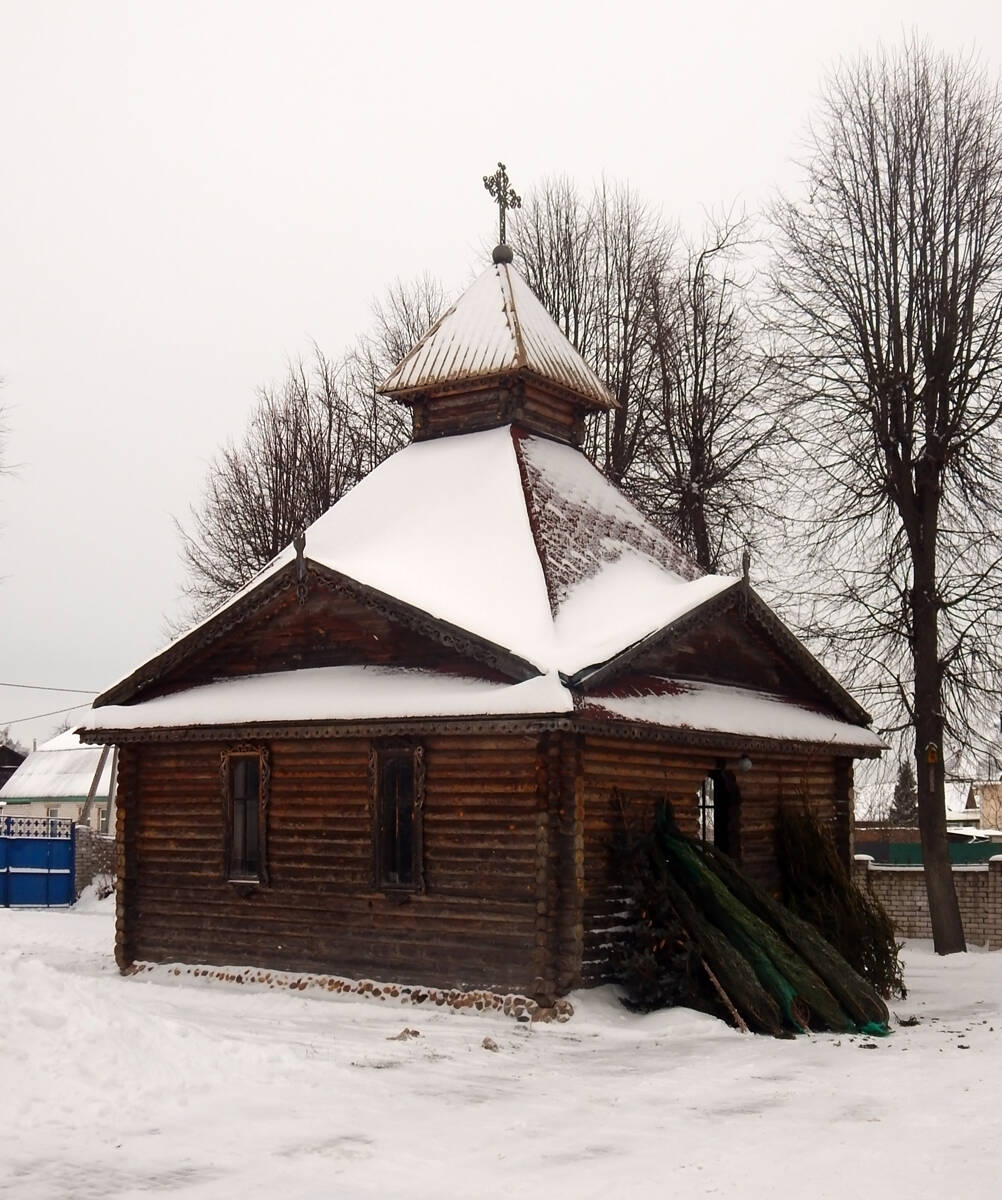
<box><xmin>369</xmin><ymin>741</ymin><xmax>425</xmax><ymax>893</ymax></box>
<box><xmin>698</xmin><ymin>776</ymin><xmax>715</xmax><ymax>845</ymax></box>
<box><xmin>220</xmin><ymin>745</ymin><xmax>270</xmax><ymax>885</ymax></box>
<box><xmin>700</xmin><ymin>766</ymin><xmax>741</xmax><ymax>858</ymax></box>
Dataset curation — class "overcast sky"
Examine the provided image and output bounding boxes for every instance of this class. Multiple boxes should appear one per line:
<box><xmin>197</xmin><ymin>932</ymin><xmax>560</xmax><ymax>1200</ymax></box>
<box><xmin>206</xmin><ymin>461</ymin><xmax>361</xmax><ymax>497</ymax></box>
<box><xmin>1</xmin><ymin>0</ymin><xmax>999</xmax><ymax>749</ymax></box>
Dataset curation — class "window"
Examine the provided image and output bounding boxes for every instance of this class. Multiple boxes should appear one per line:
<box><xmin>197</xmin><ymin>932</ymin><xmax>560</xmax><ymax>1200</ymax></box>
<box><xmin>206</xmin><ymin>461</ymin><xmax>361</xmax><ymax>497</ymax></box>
<box><xmin>698</xmin><ymin>777</ymin><xmax>715</xmax><ymax>844</ymax></box>
<box><xmin>372</xmin><ymin>744</ymin><xmax>424</xmax><ymax>890</ymax></box>
<box><xmin>221</xmin><ymin>748</ymin><xmax>270</xmax><ymax>883</ymax></box>
<box><xmin>698</xmin><ymin>768</ymin><xmax>740</xmax><ymax>857</ymax></box>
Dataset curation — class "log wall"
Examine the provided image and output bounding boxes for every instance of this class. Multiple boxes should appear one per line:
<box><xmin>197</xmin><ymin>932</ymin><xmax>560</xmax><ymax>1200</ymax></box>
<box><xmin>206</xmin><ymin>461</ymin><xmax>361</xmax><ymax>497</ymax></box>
<box><xmin>115</xmin><ymin>732</ymin><xmax>855</xmax><ymax>997</ymax></box>
<box><xmin>410</xmin><ymin>380</ymin><xmax>585</xmax><ymax>446</ymax></box>
<box><xmin>117</xmin><ymin>734</ymin><xmax>549</xmax><ymax>995</ymax></box>
<box><xmin>576</xmin><ymin>735</ymin><xmax>849</xmax><ymax>986</ymax></box>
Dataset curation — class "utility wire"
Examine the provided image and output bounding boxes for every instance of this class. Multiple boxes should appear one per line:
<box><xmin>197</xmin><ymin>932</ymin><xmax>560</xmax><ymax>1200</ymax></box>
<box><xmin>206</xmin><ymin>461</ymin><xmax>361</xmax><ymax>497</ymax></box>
<box><xmin>0</xmin><ymin>681</ymin><xmax>99</xmax><ymax>694</ymax></box>
<box><xmin>0</xmin><ymin>702</ymin><xmax>94</xmax><ymax>727</ymax></box>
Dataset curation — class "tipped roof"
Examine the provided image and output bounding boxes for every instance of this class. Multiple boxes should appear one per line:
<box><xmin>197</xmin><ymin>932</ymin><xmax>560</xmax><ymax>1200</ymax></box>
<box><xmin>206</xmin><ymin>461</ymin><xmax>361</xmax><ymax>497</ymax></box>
<box><xmin>379</xmin><ymin>260</ymin><xmax>615</xmax><ymax>409</ymax></box>
<box><xmin>0</xmin><ymin>731</ymin><xmax>112</xmax><ymax>801</ymax></box>
<box><xmin>96</xmin><ymin>426</ymin><xmax>716</xmax><ymax>692</ymax></box>
<box><xmin>86</xmin><ymin>424</ymin><xmax>877</xmax><ymax>749</ymax></box>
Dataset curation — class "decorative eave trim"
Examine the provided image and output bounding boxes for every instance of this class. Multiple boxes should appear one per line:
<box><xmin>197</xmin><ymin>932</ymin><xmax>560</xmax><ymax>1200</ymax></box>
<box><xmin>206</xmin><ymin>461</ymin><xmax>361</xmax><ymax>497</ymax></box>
<box><xmin>566</xmin><ymin>581</ymin><xmax>745</xmax><ymax>690</ymax></box>
<box><xmin>742</xmin><ymin>590</ymin><xmax>871</xmax><ymax>725</ymax></box>
<box><xmin>379</xmin><ymin>365</ymin><xmax>616</xmax><ymax>412</ymax></box>
<box><xmin>95</xmin><ymin>560</ymin><xmax>541</xmax><ymax>710</ymax></box>
<box><xmin>95</xmin><ymin>564</ymin><xmax>300</xmax><ymax>707</ymax></box>
<box><xmin>571</xmin><ymin>715</ymin><xmax>882</xmax><ymax>760</ymax></box>
<box><xmin>77</xmin><ymin>710</ymin><xmax>879</xmax><ymax>759</ymax></box>
<box><xmin>77</xmin><ymin>715</ymin><xmax>578</xmax><ymax>745</ymax></box>
<box><xmin>568</xmin><ymin>582</ymin><xmax>872</xmax><ymax>728</ymax></box>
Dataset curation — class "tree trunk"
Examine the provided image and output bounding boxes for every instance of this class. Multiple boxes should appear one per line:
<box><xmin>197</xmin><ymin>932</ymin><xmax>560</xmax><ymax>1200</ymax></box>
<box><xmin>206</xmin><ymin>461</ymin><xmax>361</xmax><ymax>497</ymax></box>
<box><xmin>911</xmin><ymin>563</ymin><xmax>966</xmax><ymax>954</ymax></box>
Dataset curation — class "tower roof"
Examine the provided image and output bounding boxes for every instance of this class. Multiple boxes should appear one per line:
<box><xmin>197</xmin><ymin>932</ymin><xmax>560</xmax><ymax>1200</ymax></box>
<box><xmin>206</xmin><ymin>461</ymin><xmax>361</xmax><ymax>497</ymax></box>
<box><xmin>379</xmin><ymin>260</ymin><xmax>615</xmax><ymax>410</ymax></box>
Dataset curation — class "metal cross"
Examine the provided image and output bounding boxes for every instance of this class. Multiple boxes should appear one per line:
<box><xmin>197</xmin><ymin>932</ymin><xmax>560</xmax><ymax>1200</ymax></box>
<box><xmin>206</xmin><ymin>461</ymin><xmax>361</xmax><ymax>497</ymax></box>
<box><xmin>483</xmin><ymin>162</ymin><xmax>521</xmax><ymax>245</ymax></box>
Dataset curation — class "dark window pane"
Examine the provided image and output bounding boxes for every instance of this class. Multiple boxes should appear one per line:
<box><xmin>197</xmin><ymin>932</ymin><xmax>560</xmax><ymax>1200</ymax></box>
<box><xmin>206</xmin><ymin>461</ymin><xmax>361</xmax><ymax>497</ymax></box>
<box><xmin>233</xmin><ymin>757</ymin><xmax>258</xmax><ymax>802</ymax></box>
<box><xmin>244</xmin><ymin>799</ymin><xmax>259</xmax><ymax>874</ymax></box>
<box><xmin>379</xmin><ymin>754</ymin><xmax>414</xmax><ymax>886</ymax></box>
<box><xmin>232</xmin><ymin>796</ymin><xmax>247</xmax><ymax>870</ymax></box>
<box><xmin>230</xmin><ymin>756</ymin><xmax>261</xmax><ymax>877</ymax></box>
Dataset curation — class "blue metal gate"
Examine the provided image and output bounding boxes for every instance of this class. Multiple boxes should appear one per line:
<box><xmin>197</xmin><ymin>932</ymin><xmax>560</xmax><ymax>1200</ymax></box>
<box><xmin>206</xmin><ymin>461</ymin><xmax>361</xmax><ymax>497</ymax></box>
<box><xmin>0</xmin><ymin>815</ymin><xmax>76</xmax><ymax>906</ymax></box>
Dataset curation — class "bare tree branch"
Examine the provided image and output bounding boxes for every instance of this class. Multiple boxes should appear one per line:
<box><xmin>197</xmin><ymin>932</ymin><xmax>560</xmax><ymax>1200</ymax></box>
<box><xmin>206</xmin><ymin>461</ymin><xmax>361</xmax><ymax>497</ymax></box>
<box><xmin>770</xmin><ymin>40</ymin><xmax>1002</xmax><ymax>953</ymax></box>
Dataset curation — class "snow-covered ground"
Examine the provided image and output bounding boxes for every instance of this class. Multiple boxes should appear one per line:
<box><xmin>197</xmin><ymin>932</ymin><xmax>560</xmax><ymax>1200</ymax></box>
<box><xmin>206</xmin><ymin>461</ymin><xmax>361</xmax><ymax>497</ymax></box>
<box><xmin>2</xmin><ymin>897</ymin><xmax>999</xmax><ymax>1200</ymax></box>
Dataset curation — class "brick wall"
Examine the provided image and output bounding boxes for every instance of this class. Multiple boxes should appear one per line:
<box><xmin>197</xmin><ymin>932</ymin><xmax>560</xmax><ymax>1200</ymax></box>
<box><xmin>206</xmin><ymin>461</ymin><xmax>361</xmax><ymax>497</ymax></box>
<box><xmin>75</xmin><ymin>824</ymin><xmax>116</xmax><ymax>899</ymax></box>
<box><xmin>854</xmin><ymin>854</ymin><xmax>1002</xmax><ymax>948</ymax></box>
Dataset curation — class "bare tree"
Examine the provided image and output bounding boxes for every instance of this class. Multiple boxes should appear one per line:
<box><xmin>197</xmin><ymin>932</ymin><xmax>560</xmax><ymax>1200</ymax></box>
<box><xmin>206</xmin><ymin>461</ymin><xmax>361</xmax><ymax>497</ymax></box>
<box><xmin>641</xmin><ymin>218</ymin><xmax>782</xmax><ymax>571</ymax></box>
<box><xmin>512</xmin><ymin>182</ymin><xmax>782</xmax><ymax>572</ymax></box>
<box><xmin>178</xmin><ymin>279</ymin><xmax>444</xmax><ymax>615</ymax></box>
<box><xmin>511</xmin><ymin>178</ymin><xmax>672</xmax><ymax>488</ymax></box>
<box><xmin>370</xmin><ymin>272</ymin><xmax>446</xmax><ymax>371</ymax></box>
<box><xmin>771</xmin><ymin>42</ymin><xmax>1002</xmax><ymax>953</ymax></box>
<box><xmin>178</xmin><ymin>347</ymin><xmax>363</xmax><ymax>612</ymax></box>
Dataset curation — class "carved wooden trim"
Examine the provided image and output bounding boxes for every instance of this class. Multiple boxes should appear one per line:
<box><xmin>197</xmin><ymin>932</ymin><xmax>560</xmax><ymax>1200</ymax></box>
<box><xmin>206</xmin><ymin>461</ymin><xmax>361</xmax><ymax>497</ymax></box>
<box><xmin>366</xmin><ymin>744</ymin><xmax>377</xmax><ymax>820</ymax></box>
<box><xmin>570</xmin><ymin>583</ymin><xmax>871</xmax><ymax>728</ymax></box>
<box><xmin>370</xmin><ymin>739</ymin><xmax>425</xmax><ymax>894</ymax></box>
<box><xmin>220</xmin><ymin>743</ymin><xmax>271</xmax><ymax>886</ymax></box>
<box><xmin>305</xmin><ymin>562</ymin><xmax>539</xmax><ymax>682</ymax></box>
<box><xmin>97</xmin><ymin>570</ymin><xmax>297</xmax><ymax>707</ymax></box>
<box><xmin>81</xmin><ymin>711</ymin><xmax>880</xmax><ymax>758</ymax></box>
<box><xmin>571</xmin><ymin>716</ymin><xmax>879</xmax><ymax>758</ymax></box>
<box><xmin>380</xmin><ymin>365</ymin><xmax>613</xmax><ymax>414</ymax></box>
<box><xmin>413</xmin><ymin>743</ymin><xmax>426</xmax><ymax>815</ymax></box>
<box><xmin>96</xmin><ymin>553</ymin><xmax>542</xmax><ymax>713</ymax></box>
<box><xmin>567</xmin><ymin>584</ymin><xmax>743</xmax><ymax>690</ymax></box>
<box><xmin>412</xmin><ymin>743</ymin><xmax>426</xmax><ymax>893</ymax></box>
<box><xmin>84</xmin><ymin>716</ymin><xmax>576</xmax><ymax>744</ymax></box>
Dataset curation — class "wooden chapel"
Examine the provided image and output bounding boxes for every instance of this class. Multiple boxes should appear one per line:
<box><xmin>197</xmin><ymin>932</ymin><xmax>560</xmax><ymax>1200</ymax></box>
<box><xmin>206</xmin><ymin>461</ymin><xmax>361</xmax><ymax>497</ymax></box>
<box><xmin>80</xmin><ymin>227</ymin><xmax>882</xmax><ymax>1004</ymax></box>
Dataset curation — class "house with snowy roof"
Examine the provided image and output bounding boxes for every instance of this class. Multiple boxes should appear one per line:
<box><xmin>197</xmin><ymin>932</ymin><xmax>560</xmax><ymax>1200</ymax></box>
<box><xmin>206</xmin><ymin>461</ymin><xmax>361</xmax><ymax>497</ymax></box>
<box><xmin>80</xmin><ymin>239</ymin><xmax>882</xmax><ymax>1002</ymax></box>
<box><xmin>0</xmin><ymin>741</ymin><xmax>26</xmax><ymax>790</ymax></box>
<box><xmin>0</xmin><ymin>731</ymin><xmax>114</xmax><ymax>833</ymax></box>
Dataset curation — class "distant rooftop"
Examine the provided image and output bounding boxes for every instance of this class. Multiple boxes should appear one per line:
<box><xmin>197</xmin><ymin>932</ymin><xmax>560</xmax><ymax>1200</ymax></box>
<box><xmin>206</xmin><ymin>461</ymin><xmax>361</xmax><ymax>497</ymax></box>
<box><xmin>0</xmin><ymin>730</ymin><xmax>112</xmax><ymax>802</ymax></box>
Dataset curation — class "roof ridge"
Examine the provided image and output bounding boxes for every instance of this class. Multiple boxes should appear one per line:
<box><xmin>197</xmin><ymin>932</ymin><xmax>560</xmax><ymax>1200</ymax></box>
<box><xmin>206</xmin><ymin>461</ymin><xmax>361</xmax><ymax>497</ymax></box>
<box><xmin>498</xmin><ymin>264</ymin><xmax>529</xmax><ymax>370</ymax></box>
<box><xmin>509</xmin><ymin>427</ymin><xmax>560</xmax><ymax>617</ymax></box>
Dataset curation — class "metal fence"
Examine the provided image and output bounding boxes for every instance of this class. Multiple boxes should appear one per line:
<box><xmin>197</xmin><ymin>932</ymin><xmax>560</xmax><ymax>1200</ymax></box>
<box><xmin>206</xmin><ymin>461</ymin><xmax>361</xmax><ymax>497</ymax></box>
<box><xmin>0</xmin><ymin>815</ymin><xmax>75</xmax><ymax>906</ymax></box>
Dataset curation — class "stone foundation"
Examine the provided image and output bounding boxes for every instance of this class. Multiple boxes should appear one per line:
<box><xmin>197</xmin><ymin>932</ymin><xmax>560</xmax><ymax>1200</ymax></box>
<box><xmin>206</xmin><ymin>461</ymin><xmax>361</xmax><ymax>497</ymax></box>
<box><xmin>126</xmin><ymin>961</ymin><xmax>576</xmax><ymax>1023</ymax></box>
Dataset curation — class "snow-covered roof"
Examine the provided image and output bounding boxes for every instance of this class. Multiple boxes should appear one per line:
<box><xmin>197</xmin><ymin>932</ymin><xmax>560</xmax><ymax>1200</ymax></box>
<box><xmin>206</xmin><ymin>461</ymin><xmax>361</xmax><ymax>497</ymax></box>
<box><xmin>84</xmin><ymin>666</ymin><xmax>574</xmax><ymax>732</ymax></box>
<box><xmin>0</xmin><ymin>731</ymin><xmax>113</xmax><ymax>801</ymax></box>
<box><xmin>945</xmin><ymin>809</ymin><xmax>981</xmax><ymax>825</ymax></box>
<box><xmin>379</xmin><ymin>260</ymin><xmax>615</xmax><ymax>409</ymax></box>
<box><xmin>83</xmin><ymin>667</ymin><xmax>881</xmax><ymax>755</ymax></box>
<box><xmin>944</xmin><ymin>781</ymin><xmax>974</xmax><ymax>811</ymax></box>
<box><xmin>583</xmin><ymin>679</ymin><xmax>885</xmax><ymax>753</ymax></box>
<box><xmin>105</xmin><ymin>426</ymin><xmax>721</xmax><ymax>687</ymax></box>
<box><xmin>86</xmin><ymin>420</ymin><xmax>877</xmax><ymax>747</ymax></box>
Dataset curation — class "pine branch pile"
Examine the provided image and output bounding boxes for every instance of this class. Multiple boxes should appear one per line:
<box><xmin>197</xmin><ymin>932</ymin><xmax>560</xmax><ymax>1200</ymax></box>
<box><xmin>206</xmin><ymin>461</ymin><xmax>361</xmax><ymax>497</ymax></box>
<box><xmin>616</xmin><ymin>805</ymin><xmax>892</xmax><ymax>1037</ymax></box>
<box><xmin>776</xmin><ymin>803</ymin><xmax>906</xmax><ymax>999</ymax></box>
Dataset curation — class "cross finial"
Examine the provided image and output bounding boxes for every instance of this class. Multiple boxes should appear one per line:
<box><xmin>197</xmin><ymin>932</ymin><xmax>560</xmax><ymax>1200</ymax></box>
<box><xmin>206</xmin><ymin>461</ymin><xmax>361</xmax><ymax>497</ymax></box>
<box><xmin>483</xmin><ymin>161</ymin><xmax>521</xmax><ymax>248</ymax></box>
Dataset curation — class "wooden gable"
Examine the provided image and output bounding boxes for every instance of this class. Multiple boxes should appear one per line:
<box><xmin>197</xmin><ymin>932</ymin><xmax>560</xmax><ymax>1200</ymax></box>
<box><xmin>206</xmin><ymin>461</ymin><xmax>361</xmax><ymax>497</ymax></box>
<box><xmin>99</xmin><ymin>560</ymin><xmax>539</xmax><ymax>710</ymax></box>
<box><xmin>625</xmin><ymin>608</ymin><xmax>826</xmax><ymax>706</ymax></box>
<box><xmin>571</xmin><ymin>584</ymin><xmax>869</xmax><ymax>725</ymax></box>
<box><xmin>148</xmin><ymin>586</ymin><xmax>511</xmax><ymax>702</ymax></box>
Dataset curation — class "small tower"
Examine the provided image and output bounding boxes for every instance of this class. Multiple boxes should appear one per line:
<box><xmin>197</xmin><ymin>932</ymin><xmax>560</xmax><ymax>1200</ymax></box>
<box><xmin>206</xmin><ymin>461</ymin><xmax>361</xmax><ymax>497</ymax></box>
<box><xmin>379</xmin><ymin>164</ymin><xmax>616</xmax><ymax>447</ymax></box>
